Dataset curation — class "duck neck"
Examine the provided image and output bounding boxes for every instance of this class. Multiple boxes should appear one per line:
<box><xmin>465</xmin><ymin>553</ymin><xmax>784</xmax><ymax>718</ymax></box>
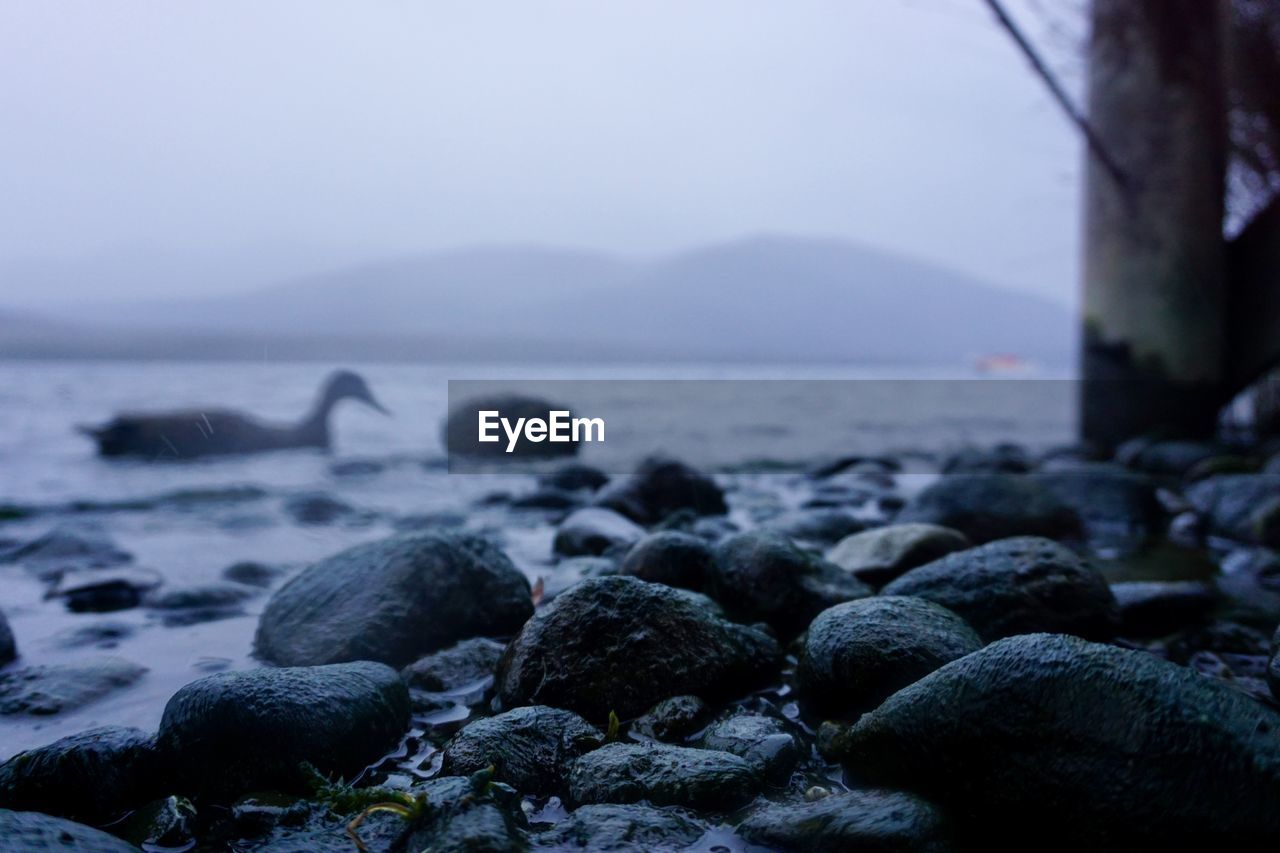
<box><xmin>299</xmin><ymin>391</ymin><xmax>338</xmax><ymax>445</ymax></box>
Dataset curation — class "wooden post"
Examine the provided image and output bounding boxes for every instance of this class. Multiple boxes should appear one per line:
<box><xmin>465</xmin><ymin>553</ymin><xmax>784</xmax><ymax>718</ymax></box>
<box><xmin>1081</xmin><ymin>0</ymin><xmax>1228</xmax><ymax>450</ymax></box>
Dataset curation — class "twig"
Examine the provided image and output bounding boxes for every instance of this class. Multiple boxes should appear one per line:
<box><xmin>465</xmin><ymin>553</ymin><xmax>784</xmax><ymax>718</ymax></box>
<box><xmin>981</xmin><ymin>0</ymin><xmax>1132</xmax><ymax>193</ymax></box>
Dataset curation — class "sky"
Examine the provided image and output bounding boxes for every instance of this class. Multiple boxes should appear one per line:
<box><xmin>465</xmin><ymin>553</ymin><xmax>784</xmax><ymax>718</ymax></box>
<box><xmin>0</xmin><ymin>0</ymin><xmax>1085</xmax><ymax>308</ymax></box>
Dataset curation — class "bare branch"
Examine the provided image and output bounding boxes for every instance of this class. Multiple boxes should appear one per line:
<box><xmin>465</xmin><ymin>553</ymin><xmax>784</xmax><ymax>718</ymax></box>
<box><xmin>981</xmin><ymin>0</ymin><xmax>1132</xmax><ymax>193</ymax></box>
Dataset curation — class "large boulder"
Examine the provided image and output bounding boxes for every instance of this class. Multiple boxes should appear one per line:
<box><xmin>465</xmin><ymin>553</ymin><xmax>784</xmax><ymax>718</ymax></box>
<box><xmin>825</xmin><ymin>524</ymin><xmax>969</xmax><ymax>588</ymax></box>
<box><xmin>736</xmin><ymin>789</ymin><xmax>954</xmax><ymax>853</ymax></box>
<box><xmin>0</xmin><ymin>658</ymin><xmax>147</xmax><ymax>717</ymax></box>
<box><xmin>255</xmin><ymin>532</ymin><xmax>532</xmax><ymax>667</ymax></box>
<box><xmin>440</xmin><ymin>705</ymin><xmax>602</xmax><ymax>796</ymax></box>
<box><xmin>1186</xmin><ymin>475</ymin><xmax>1280</xmax><ymax>545</ymax></box>
<box><xmin>0</xmin><ymin>727</ymin><xmax>159</xmax><ymax>823</ymax></box>
<box><xmin>824</xmin><ymin>633</ymin><xmax>1280</xmax><ymax>850</ymax></box>
<box><xmin>896</xmin><ymin>474</ymin><xmax>1081</xmax><ymax>544</ymax></box>
<box><xmin>157</xmin><ymin>662</ymin><xmax>409</xmax><ymax>798</ymax></box>
<box><xmin>593</xmin><ymin>457</ymin><xmax>727</xmax><ymax>525</ymax></box>
<box><xmin>443</xmin><ymin>393</ymin><xmax>578</xmax><ymax>460</ymax></box>
<box><xmin>552</xmin><ymin>509</ymin><xmax>644</xmax><ymax>558</ymax></box>
<box><xmin>533</xmin><ymin>803</ymin><xmax>708</xmax><ymax>851</ymax></box>
<box><xmin>797</xmin><ymin>596</ymin><xmax>980</xmax><ymax>717</ymax></box>
<box><xmin>568</xmin><ymin>742</ymin><xmax>759</xmax><ymax>811</ymax></box>
<box><xmin>708</xmin><ymin>531</ymin><xmax>872</xmax><ymax>637</ymax></box>
<box><xmin>497</xmin><ymin>576</ymin><xmax>781</xmax><ymax>720</ymax></box>
<box><xmin>0</xmin><ymin>809</ymin><xmax>137</xmax><ymax>852</ymax></box>
<box><xmin>881</xmin><ymin>537</ymin><xmax>1118</xmax><ymax>642</ymax></box>
<box><xmin>618</xmin><ymin>531</ymin><xmax>714</xmax><ymax>591</ymax></box>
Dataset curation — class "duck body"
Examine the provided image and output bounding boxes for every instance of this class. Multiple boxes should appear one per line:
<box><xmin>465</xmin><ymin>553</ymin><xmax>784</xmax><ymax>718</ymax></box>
<box><xmin>79</xmin><ymin>370</ymin><xmax>388</xmax><ymax>460</ymax></box>
<box><xmin>83</xmin><ymin>409</ymin><xmax>328</xmax><ymax>459</ymax></box>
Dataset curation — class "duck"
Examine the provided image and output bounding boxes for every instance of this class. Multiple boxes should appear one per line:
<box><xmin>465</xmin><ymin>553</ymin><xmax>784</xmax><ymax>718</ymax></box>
<box><xmin>78</xmin><ymin>370</ymin><xmax>389</xmax><ymax>459</ymax></box>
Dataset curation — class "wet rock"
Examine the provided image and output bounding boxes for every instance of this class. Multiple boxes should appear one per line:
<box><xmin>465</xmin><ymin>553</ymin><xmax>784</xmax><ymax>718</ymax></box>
<box><xmin>1033</xmin><ymin>464</ymin><xmax>1162</xmax><ymax>550</ymax></box>
<box><xmin>540</xmin><ymin>556</ymin><xmax>617</xmax><ymax>601</ymax></box>
<box><xmin>707</xmin><ymin>531</ymin><xmax>872</xmax><ymax>637</ymax></box>
<box><xmin>0</xmin><ymin>809</ymin><xmax>137</xmax><ymax>852</ymax></box>
<box><xmin>1166</xmin><ymin>619</ymin><xmax>1273</xmax><ymax>664</ymax></box>
<box><xmin>146</xmin><ymin>581</ymin><xmax>257</xmax><ymax>618</ymax></box>
<box><xmin>896</xmin><ymin>474</ymin><xmax>1081</xmax><ymax>544</ymax></box>
<box><xmin>1117</xmin><ymin>438</ymin><xmax>1221</xmax><ymax>477</ymax></box>
<box><xmin>801</xmin><ymin>484</ymin><xmax>878</xmax><ymax>509</ymax></box>
<box><xmin>533</xmin><ymin>803</ymin><xmax>707</xmax><ymax>851</ymax></box>
<box><xmin>50</xmin><ymin>620</ymin><xmax>135</xmax><ymax>650</ymax></box>
<box><xmin>1270</xmin><ymin>626</ymin><xmax>1279</xmax><ymax>700</ymax></box>
<box><xmin>943</xmin><ymin>443</ymin><xmax>1030</xmax><ymax>474</ymax></box>
<box><xmin>0</xmin><ymin>657</ymin><xmax>147</xmax><ymax>716</ymax></box>
<box><xmin>1185</xmin><ymin>651</ymin><xmax>1276</xmax><ymax>704</ymax></box>
<box><xmin>328</xmin><ymin>458</ymin><xmax>386</xmax><ymax>477</ymax></box>
<box><xmin>1186</xmin><ymin>454</ymin><xmax>1261</xmax><ymax>482</ymax></box>
<box><xmin>1110</xmin><ymin>580</ymin><xmax>1216</xmax><ymax>637</ymax></box>
<box><xmin>798</xmin><ymin>596</ymin><xmax>981</xmax><ymax>717</ymax></box>
<box><xmin>593</xmin><ymin>456</ymin><xmax>727</xmax><ymax>525</ymax></box>
<box><xmin>825</xmin><ymin>523</ymin><xmax>970</xmax><ymax>588</ymax></box>
<box><xmin>553</xmin><ymin>508</ymin><xmax>645</xmax><ymax>558</ymax></box>
<box><xmin>146</xmin><ymin>581</ymin><xmax>255</xmax><ymax>609</ymax></box>
<box><xmin>881</xmin><ymin>536</ymin><xmax>1118</xmax><ymax>642</ymax></box>
<box><xmin>399</xmin><ymin>772</ymin><xmax>529</xmax><ymax>852</ymax></box>
<box><xmin>256</xmin><ymin>532</ymin><xmax>532</xmax><ymax>667</ymax></box>
<box><xmin>737</xmin><ymin>789</ymin><xmax>954</xmax><ymax>853</ymax></box>
<box><xmin>700</xmin><ymin>715</ymin><xmax>799</xmax><ymax>784</ymax></box>
<box><xmin>282</xmin><ymin>492</ymin><xmax>362</xmax><ymax>526</ymax></box>
<box><xmin>157</xmin><ymin>661</ymin><xmax>409</xmax><ymax>798</ymax></box>
<box><xmin>443</xmin><ymin>393</ymin><xmax>578</xmax><ymax>460</ymax></box>
<box><xmin>761</xmin><ymin>508</ymin><xmax>866</xmax><ymax>546</ymax></box>
<box><xmin>0</xmin><ymin>726</ymin><xmax>159</xmax><ymax>823</ymax></box>
<box><xmin>808</xmin><ymin>455</ymin><xmax>901</xmax><ymax>480</ymax></box>
<box><xmin>631</xmin><ymin>696</ymin><xmax>713</xmax><ymax>743</ymax></box>
<box><xmin>392</xmin><ymin>510</ymin><xmax>468</xmax><ymax>532</ymax></box>
<box><xmin>441</xmin><ymin>705</ymin><xmax>602</xmax><ymax>795</ymax></box>
<box><xmin>2</xmin><ymin>524</ymin><xmax>132</xmax><ymax>582</ymax></box>
<box><xmin>402</xmin><ymin>638</ymin><xmax>506</xmax><ymax>693</ymax></box>
<box><xmin>510</xmin><ymin>488</ymin><xmax>582</xmax><ymax>511</ymax></box>
<box><xmin>1186</xmin><ymin>475</ymin><xmax>1280</xmax><ymax>545</ymax></box>
<box><xmin>568</xmin><ymin>742</ymin><xmax>759</xmax><ymax>811</ymax></box>
<box><xmin>497</xmin><ymin>576</ymin><xmax>781</xmax><ymax>719</ymax></box>
<box><xmin>225</xmin><ymin>794</ymin><xmax>410</xmax><ymax>851</ymax></box>
<box><xmin>221</xmin><ymin>560</ymin><xmax>285</xmax><ymax>588</ymax></box>
<box><xmin>540</xmin><ymin>463</ymin><xmax>609</xmax><ymax>492</ymax></box>
<box><xmin>51</xmin><ymin>567</ymin><xmax>163</xmax><ymax>613</ymax></box>
<box><xmin>0</xmin><ymin>610</ymin><xmax>14</xmax><ymax>665</ymax></box>
<box><xmin>824</xmin><ymin>633</ymin><xmax>1280</xmax><ymax>849</ymax></box>
<box><xmin>113</xmin><ymin>795</ymin><xmax>197</xmax><ymax>850</ymax></box>
<box><xmin>618</xmin><ymin>531</ymin><xmax>714</xmax><ymax>592</ymax></box>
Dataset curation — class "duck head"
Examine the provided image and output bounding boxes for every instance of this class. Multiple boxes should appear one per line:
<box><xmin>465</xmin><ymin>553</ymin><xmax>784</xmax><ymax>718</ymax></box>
<box><xmin>320</xmin><ymin>370</ymin><xmax>390</xmax><ymax>415</ymax></box>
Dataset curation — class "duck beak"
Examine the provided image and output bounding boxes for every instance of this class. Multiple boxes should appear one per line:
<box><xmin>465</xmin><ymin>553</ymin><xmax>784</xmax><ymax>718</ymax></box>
<box><xmin>364</xmin><ymin>393</ymin><xmax>391</xmax><ymax>416</ymax></box>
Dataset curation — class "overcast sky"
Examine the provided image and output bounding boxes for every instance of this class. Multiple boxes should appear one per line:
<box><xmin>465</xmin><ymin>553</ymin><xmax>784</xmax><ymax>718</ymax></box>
<box><xmin>0</xmin><ymin>0</ymin><xmax>1084</xmax><ymax>308</ymax></box>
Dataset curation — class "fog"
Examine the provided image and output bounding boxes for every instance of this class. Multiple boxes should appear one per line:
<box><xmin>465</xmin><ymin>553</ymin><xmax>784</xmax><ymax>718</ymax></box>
<box><xmin>0</xmin><ymin>0</ymin><xmax>1082</xmax><ymax>309</ymax></box>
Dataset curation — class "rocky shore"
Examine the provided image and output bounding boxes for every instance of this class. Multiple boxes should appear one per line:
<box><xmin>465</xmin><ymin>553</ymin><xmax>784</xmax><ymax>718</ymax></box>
<box><xmin>2</xmin><ymin>439</ymin><xmax>1280</xmax><ymax>850</ymax></box>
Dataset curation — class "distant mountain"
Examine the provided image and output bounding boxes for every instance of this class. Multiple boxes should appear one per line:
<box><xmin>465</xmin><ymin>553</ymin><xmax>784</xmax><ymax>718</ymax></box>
<box><xmin>2</xmin><ymin>236</ymin><xmax>1075</xmax><ymax>365</ymax></box>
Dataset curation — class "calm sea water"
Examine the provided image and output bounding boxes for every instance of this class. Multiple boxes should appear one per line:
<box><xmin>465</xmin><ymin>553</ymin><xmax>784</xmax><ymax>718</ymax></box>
<box><xmin>0</xmin><ymin>360</ymin><xmax>1074</xmax><ymax>757</ymax></box>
